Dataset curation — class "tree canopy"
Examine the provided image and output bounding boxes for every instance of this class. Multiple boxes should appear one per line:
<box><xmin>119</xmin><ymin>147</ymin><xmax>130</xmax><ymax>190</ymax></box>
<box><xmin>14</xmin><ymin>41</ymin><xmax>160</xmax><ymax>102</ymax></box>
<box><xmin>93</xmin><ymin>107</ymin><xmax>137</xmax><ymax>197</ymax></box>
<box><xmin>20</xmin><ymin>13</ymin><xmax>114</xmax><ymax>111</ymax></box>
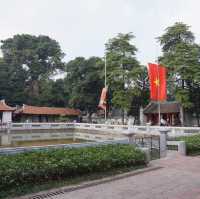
<box><xmin>0</xmin><ymin>25</ymin><xmax>200</xmax><ymax>125</ymax></box>
<box><xmin>105</xmin><ymin>33</ymin><xmax>148</xmax><ymax>123</ymax></box>
<box><xmin>0</xmin><ymin>34</ymin><xmax>65</xmax><ymax>105</ymax></box>
<box><xmin>64</xmin><ymin>57</ymin><xmax>104</xmax><ymax>120</ymax></box>
<box><xmin>158</xmin><ymin>22</ymin><xmax>200</xmax><ymax>125</ymax></box>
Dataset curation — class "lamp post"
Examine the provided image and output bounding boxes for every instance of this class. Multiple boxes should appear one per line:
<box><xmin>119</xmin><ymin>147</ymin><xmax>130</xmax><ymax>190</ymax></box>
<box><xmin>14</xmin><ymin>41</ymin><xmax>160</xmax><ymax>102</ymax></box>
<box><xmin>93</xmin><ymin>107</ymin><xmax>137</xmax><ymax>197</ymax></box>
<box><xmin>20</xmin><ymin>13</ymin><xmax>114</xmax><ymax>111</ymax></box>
<box><xmin>104</xmin><ymin>53</ymin><xmax>107</xmax><ymax>123</ymax></box>
<box><xmin>120</xmin><ymin>51</ymin><xmax>131</xmax><ymax>125</ymax></box>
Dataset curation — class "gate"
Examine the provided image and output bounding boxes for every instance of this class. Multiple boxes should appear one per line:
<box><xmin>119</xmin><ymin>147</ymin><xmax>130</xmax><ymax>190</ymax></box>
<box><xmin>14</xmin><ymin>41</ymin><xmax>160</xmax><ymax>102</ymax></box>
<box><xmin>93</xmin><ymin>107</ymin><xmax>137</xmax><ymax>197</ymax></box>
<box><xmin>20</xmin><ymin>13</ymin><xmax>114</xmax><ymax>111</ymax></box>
<box><xmin>134</xmin><ymin>135</ymin><xmax>160</xmax><ymax>160</ymax></box>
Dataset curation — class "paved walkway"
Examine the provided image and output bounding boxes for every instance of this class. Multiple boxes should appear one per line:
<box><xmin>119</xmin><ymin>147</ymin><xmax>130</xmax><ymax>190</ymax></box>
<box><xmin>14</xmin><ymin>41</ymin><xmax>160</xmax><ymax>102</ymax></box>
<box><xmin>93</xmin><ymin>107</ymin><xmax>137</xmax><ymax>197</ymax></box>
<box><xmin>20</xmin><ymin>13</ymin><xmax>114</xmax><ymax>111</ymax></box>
<box><xmin>51</xmin><ymin>152</ymin><xmax>200</xmax><ymax>199</ymax></box>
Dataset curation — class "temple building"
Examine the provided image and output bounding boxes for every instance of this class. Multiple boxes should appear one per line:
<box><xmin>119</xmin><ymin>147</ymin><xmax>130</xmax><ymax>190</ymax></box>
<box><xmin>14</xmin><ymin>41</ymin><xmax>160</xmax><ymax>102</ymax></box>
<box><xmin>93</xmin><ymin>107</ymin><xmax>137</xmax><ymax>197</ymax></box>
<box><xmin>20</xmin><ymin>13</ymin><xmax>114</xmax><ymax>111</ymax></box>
<box><xmin>141</xmin><ymin>101</ymin><xmax>197</xmax><ymax>126</ymax></box>
<box><xmin>14</xmin><ymin>104</ymin><xmax>80</xmax><ymax>122</ymax></box>
<box><xmin>0</xmin><ymin>100</ymin><xmax>15</xmax><ymax>123</ymax></box>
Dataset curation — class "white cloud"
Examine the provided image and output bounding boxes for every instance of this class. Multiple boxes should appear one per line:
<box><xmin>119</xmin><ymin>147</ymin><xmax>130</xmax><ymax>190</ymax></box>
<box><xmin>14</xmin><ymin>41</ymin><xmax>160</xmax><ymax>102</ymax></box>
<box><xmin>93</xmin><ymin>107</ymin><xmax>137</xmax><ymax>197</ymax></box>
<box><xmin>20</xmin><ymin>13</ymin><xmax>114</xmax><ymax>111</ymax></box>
<box><xmin>0</xmin><ymin>0</ymin><xmax>200</xmax><ymax>65</ymax></box>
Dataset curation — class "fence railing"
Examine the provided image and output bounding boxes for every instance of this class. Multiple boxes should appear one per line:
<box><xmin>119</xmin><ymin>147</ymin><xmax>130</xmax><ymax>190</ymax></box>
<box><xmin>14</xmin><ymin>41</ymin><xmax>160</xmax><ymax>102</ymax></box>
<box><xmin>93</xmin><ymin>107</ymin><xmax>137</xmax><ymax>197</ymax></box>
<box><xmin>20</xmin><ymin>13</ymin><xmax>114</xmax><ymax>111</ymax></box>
<box><xmin>7</xmin><ymin>122</ymin><xmax>129</xmax><ymax>132</ymax></box>
<box><xmin>0</xmin><ymin>122</ymin><xmax>200</xmax><ymax>137</ymax></box>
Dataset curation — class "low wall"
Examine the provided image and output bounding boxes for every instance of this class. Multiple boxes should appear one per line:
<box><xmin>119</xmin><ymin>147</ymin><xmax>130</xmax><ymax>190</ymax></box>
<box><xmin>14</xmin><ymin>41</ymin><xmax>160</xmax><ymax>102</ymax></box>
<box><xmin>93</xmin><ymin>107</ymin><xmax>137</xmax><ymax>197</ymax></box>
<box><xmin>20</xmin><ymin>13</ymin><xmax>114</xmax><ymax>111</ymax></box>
<box><xmin>167</xmin><ymin>141</ymin><xmax>186</xmax><ymax>156</ymax></box>
<box><xmin>3</xmin><ymin>122</ymin><xmax>198</xmax><ymax>159</ymax></box>
<box><xmin>0</xmin><ymin>124</ymin><xmax>127</xmax><ymax>146</ymax></box>
<box><xmin>0</xmin><ymin>123</ymin><xmax>128</xmax><ymax>145</ymax></box>
<box><xmin>1</xmin><ymin>122</ymin><xmax>199</xmax><ymax>144</ymax></box>
<box><xmin>2</xmin><ymin>129</ymin><xmax>125</xmax><ymax>144</ymax></box>
<box><xmin>134</xmin><ymin>125</ymin><xmax>200</xmax><ymax>137</ymax></box>
<box><xmin>10</xmin><ymin>130</ymin><xmax>74</xmax><ymax>142</ymax></box>
<box><xmin>0</xmin><ymin>122</ymin><xmax>163</xmax><ymax>159</ymax></box>
<box><xmin>74</xmin><ymin>128</ymin><xmax>125</xmax><ymax>141</ymax></box>
<box><xmin>2</xmin><ymin>122</ymin><xmax>199</xmax><ymax>135</ymax></box>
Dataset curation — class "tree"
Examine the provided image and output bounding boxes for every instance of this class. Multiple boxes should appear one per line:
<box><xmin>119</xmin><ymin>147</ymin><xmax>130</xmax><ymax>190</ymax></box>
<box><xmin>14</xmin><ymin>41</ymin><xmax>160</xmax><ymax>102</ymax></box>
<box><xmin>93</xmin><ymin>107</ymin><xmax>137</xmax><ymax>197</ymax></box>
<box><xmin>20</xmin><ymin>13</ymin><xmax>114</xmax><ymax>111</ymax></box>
<box><xmin>0</xmin><ymin>58</ymin><xmax>27</xmax><ymax>105</ymax></box>
<box><xmin>1</xmin><ymin>34</ymin><xmax>65</xmax><ymax>104</ymax></box>
<box><xmin>105</xmin><ymin>33</ymin><xmax>142</xmax><ymax>123</ymax></box>
<box><xmin>39</xmin><ymin>78</ymin><xmax>69</xmax><ymax>107</ymax></box>
<box><xmin>158</xmin><ymin>22</ymin><xmax>200</xmax><ymax>125</ymax></box>
<box><xmin>65</xmin><ymin>57</ymin><xmax>104</xmax><ymax>120</ymax></box>
<box><xmin>128</xmin><ymin>66</ymin><xmax>149</xmax><ymax>123</ymax></box>
<box><xmin>158</xmin><ymin>22</ymin><xmax>194</xmax><ymax>53</ymax></box>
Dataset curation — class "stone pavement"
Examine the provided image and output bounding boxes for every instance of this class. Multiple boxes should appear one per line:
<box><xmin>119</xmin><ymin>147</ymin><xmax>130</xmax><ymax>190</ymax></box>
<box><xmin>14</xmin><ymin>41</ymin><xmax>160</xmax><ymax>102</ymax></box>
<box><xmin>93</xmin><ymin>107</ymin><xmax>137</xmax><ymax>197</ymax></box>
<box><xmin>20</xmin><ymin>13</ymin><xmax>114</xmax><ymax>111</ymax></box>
<box><xmin>50</xmin><ymin>151</ymin><xmax>200</xmax><ymax>199</ymax></box>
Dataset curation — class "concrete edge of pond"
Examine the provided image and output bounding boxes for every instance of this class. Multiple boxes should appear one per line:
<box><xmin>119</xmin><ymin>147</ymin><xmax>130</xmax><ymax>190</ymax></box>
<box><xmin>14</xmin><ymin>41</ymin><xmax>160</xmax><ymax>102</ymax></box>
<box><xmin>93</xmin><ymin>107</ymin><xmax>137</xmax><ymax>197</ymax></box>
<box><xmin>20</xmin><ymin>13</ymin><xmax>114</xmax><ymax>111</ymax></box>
<box><xmin>14</xmin><ymin>165</ymin><xmax>163</xmax><ymax>199</ymax></box>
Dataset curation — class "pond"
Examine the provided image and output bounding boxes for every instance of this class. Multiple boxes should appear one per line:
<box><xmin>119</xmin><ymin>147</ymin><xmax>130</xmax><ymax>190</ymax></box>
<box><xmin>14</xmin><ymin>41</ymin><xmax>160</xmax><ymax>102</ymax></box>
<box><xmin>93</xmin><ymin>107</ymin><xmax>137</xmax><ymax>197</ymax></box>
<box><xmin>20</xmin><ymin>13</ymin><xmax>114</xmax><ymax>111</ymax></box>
<box><xmin>0</xmin><ymin>139</ymin><xmax>87</xmax><ymax>148</ymax></box>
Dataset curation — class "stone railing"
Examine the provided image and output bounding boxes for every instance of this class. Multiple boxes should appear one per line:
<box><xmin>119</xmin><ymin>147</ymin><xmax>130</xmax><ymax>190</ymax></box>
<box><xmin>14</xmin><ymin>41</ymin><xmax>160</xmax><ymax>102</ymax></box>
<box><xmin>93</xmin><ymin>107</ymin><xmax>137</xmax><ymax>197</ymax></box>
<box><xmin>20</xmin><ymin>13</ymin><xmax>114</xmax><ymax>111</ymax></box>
<box><xmin>1</xmin><ymin>122</ymin><xmax>200</xmax><ymax>137</ymax></box>
<box><xmin>8</xmin><ymin>122</ymin><xmax>129</xmax><ymax>131</ymax></box>
<box><xmin>9</xmin><ymin>123</ymin><xmax>74</xmax><ymax>130</ymax></box>
<box><xmin>0</xmin><ymin>123</ymin><xmax>8</xmax><ymax>132</ymax></box>
<box><xmin>140</xmin><ymin>125</ymin><xmax>200</xmax><ymax>137</ymax></box>
<box><xmin>2</xmin><ymin>122</ymin><xmax>191</xmax><ymax>158</ymax></box>
<box><xmin>1</xmin><ymin>122</ymin><xmax>197</xmax><ymax>158</ymax></box>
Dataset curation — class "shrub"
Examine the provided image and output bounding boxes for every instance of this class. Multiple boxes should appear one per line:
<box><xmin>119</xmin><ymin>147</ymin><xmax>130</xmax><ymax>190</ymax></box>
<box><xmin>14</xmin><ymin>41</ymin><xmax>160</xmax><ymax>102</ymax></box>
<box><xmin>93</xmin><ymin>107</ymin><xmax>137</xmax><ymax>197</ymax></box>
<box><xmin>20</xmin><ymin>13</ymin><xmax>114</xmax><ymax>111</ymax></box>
<box><xmin>177</xmin><ymin>135</ymin><xmax>200</xmax><ymax>155</ymax></box>
<box><xmin>0</xmin><ymin>144</ymin><xmax>146</xmax><ymax>191</ymax></box>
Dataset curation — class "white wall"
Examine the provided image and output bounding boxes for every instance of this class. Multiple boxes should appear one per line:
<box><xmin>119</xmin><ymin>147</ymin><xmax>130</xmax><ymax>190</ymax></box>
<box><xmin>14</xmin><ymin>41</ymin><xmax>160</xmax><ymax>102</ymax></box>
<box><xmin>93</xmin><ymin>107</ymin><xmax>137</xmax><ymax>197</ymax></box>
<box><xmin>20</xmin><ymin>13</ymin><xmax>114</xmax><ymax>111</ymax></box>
<box><xmin>2</xmin><ymin>111</ymin><xmax>12</xmax><ymax>123</ymax></box>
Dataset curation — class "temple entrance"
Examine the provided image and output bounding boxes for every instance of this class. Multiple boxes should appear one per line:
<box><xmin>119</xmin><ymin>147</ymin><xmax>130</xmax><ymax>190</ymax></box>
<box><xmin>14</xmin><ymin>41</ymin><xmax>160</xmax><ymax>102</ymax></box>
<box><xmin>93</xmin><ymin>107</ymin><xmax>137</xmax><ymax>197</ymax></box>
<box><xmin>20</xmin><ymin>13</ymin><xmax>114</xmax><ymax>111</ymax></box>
<box><xmin>143</xmin><ymin>101</ymin><xmax>182</xmax><ymax>126</ymax></box>
<box><xmin>146</xmin><ymin>113</ymin><xmax>180</xmax><ymax>126</ymax></box>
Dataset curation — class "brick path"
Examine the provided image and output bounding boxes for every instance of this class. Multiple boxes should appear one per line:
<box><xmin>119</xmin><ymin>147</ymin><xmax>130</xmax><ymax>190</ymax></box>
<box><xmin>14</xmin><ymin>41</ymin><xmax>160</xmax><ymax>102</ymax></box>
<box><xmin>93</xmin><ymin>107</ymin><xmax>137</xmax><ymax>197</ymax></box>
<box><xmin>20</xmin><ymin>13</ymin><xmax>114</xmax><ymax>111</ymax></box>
<box><xmin>50</xmin><ymin>152</ymin><xmax>200</xmax><ymax>199</ymax></box>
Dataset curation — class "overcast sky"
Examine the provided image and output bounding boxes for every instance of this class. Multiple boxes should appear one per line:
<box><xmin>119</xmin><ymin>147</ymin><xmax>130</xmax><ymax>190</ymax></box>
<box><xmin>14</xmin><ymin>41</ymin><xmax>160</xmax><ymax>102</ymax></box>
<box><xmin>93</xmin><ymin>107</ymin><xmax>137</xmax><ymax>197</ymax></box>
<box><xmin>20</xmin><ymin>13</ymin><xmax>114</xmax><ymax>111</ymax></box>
<box><xmin>0</xmin><ymin>0</ymin><xmax>200</xmax><ymax>65</ymax></box>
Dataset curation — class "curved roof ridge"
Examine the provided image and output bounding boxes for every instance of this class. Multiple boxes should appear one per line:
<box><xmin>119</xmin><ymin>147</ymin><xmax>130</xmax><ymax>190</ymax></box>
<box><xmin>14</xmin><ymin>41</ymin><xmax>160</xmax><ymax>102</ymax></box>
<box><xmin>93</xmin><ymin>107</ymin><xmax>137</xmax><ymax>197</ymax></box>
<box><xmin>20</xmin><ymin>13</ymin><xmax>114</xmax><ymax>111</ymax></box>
<box><xmin>0</xmin><ymin>100</ymin><xmax>15</xmax><ymax>111</ymax></box>
<box><xmin>143</xmin><ymin>101</ymin><xmax>181</xmax><ymax>114</ymax></box>
<box><xmin>15</xmin><ymin>104</ymin><xmax>80</xmax><ymax>116</ymax></box>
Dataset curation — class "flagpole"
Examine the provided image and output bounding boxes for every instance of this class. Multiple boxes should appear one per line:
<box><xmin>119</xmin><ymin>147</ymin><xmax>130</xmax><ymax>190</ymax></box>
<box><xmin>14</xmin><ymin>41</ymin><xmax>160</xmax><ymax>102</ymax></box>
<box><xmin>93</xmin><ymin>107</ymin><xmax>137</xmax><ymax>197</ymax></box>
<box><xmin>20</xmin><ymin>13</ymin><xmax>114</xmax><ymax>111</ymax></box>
<box><xmin>104</xmin><ymin>53</ymin><xmax>107</xmax><ymax>123</ymax></box>
<box><xmin>158</xmin><ymin>100</ymin><xmax>161</xmax><ymax>126</ymax></box>
<box><xmin>157</xmin><ymin>62</ymin><xmax>161</xmax><ymax>126</ymax></box>
<box><xmin>155</xmin><ymin>41</ymin><xmax>161</xmax><ymax>126</ymax></box>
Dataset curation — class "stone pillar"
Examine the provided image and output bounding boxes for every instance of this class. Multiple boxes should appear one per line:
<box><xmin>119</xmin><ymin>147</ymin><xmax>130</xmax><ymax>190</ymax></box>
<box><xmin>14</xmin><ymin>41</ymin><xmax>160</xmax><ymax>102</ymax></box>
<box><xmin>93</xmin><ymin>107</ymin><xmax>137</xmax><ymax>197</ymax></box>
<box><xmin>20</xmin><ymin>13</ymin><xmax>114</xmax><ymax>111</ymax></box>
<box><xmin>180</xmin><ymin>106</ymin><xmax>184</xmax><ymax>126</ymax></box>
<box><xmin>146</xmin><ymin>122</ymin><xmax>151</xmax><ymax>134</ymax></box>
<box><xmin>140</xmin><ymin>147</ymin><xmax>150</xmax><ymax>164</ymax></box>
<box><xmin>178</xmin><ymin>141</ymin><xmax>186</xmax><ymax>156</ymax></box>
<box><xmin>2</xmin><ymin>111</ymin><xmax>12</xmax><ymax>123</ymax></box>
<box><xmin>159</xmin><ymin>129</ymin><xmax>169</xmax><ymax>158</ymax></box>
<box><xmin>1</xmin><ymin>122</ymin><xmax>12</xmax><ymax>146</ymax></box>
<box><xmin>1</xmin><ymin>134</ymin><xmax>11</xmax><ymax>146</ymax></box>
<box><xmin>73</xmin><ymin>132</ymin><xmax>76</xmax><ymax>142</ymax></box>
<box><xmin>128</xmin><ymin>135</ymin><xmax>135</xmax><ymax>144</ymax></box>
<box><xmin>139</xmin><ymin>107</ymin><xmax>144</xmax><ymax>125</ymax></box>
<box><xmin>6</xmin><ymin>122</ymin><xmax>11</xmax><ymax>134</ymax></box>
<box><xmin>128</xmin><ymin>133</ymin><xmax>135</xmax><ymax>144</ymax></box>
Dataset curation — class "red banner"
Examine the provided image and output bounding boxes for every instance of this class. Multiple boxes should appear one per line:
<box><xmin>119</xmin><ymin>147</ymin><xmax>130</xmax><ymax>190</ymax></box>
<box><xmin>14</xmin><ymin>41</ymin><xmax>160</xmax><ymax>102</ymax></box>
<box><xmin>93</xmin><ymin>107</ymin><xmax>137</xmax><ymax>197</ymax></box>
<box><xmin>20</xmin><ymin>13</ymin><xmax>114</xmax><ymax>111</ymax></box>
<box><xmin>98</xmin><ymin>87</ymin><xmax>107</xmax><ymax>110</ymax></box>
<box><xmin>148</xmin><ymin>63</ymin><xmax>167</xmax><ymax>101</ymax></box>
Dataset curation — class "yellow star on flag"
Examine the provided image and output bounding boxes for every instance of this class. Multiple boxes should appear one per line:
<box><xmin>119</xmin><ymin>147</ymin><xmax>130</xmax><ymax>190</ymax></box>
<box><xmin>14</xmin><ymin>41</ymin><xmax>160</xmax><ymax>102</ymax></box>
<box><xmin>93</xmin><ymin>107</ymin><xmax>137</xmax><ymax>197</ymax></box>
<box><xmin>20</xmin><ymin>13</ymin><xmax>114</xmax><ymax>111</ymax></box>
<box><xmin>154</xmin><ymin>78</ymin><xmax>160</xmax><ymax>86</ymax></box>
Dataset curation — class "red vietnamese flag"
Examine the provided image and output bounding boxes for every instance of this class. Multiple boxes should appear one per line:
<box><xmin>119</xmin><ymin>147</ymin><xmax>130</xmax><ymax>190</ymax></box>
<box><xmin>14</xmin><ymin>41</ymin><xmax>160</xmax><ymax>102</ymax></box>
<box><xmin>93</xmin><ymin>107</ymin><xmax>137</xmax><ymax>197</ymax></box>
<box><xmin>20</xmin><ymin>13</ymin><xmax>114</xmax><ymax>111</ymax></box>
<box><xmin>148</xmin><ymin>63</ymin><xmax>167</xmax><ymax>101</ymax></box>
<box><xmin>98</xmin><ymin>87</ymin><xmax>107</xmax><ymax>110</ymax></box>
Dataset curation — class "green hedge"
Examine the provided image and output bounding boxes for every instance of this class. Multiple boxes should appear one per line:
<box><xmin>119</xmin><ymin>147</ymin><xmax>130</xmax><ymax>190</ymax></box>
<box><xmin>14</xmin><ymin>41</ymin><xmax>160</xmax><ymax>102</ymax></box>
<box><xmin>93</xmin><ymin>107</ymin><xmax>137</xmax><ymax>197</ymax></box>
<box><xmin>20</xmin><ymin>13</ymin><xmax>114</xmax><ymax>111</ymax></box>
<box><xmin>177</xmin><ymin>135</ymin><xmax>200</xmax><ymax>155</ymax></box>
<box><xmin>0</xmin><ymin>144</ymin><xmax>146</xmax><ymax>191</ymax></box>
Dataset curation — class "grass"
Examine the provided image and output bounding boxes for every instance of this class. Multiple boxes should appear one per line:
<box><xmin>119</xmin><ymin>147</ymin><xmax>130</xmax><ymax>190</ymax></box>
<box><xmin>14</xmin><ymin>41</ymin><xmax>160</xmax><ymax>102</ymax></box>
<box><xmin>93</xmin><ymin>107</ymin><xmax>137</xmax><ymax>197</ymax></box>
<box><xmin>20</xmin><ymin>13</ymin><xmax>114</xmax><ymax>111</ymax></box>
<box><xmin>0</xmin><ymin>165</ymin><xmax>145</xmax><ymax>199</ymax></box>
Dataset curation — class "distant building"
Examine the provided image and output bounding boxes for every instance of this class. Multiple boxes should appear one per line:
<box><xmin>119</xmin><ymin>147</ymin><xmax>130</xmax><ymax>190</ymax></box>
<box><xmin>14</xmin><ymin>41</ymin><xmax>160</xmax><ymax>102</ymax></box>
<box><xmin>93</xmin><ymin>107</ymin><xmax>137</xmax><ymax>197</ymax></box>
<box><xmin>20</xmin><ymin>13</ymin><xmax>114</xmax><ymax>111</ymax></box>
<box><xmin>0</xmin><ymin>100</ymin><xmax>15</xmax><ymax>123</ymax></box>
<box><xmin>141</xmin><ymin>101</ymin><xmax>197</xmax><ymax>126</ymax></box>
<box><xmin>14</xmin><ymin>104</ymin><xmax>80</xmax><ymax>122</ymax></box>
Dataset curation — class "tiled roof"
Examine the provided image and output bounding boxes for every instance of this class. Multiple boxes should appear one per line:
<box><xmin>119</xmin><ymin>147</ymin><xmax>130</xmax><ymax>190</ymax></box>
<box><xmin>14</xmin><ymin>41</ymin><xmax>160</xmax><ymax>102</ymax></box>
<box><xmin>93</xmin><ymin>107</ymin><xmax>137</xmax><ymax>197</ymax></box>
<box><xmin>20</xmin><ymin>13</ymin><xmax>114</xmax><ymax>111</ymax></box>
<box><xmin>143</xmin><ymin>101</ymin><xmax>181</xmax><ymax>114</ymax></box>
<box><xmin>16</xmin><ymin>105</ymin><xmax>80</xmax><ymax>116</ymax></box>
<box><xmin>0</xmin><ymin>100</ymin><xmax>15</xmax><ymax>111</ymax></box>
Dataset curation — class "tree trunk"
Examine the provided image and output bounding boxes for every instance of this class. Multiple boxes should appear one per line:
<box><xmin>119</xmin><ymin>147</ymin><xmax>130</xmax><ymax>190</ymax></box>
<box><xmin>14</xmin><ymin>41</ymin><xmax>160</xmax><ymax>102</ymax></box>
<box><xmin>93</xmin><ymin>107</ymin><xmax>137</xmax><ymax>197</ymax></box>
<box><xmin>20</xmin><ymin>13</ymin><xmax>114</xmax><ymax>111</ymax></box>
<box><xmin>182</xmin><ymin>80</ymin><xmax>185</xmax><ymax>89</ymax></box>
<box><xmin>196</xmin><ymin>114</ymin><xmax>200</xmax><ymax>127</ymax></box>
<box><xmin>121</xmin><ymin>109</ymin><xmax>125</xmax><ymax>125</ymax></box>
<box><xmin>28</xmin><ymin>80</ymin><xmax>39</xmax><ymax>98</ymax></box>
